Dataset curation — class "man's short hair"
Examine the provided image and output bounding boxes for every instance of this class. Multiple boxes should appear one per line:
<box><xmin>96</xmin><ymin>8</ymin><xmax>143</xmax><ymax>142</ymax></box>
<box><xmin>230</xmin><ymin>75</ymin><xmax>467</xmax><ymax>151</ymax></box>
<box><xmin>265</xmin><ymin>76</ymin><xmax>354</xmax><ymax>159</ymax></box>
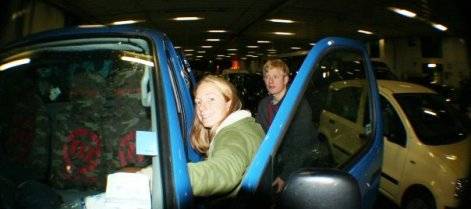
<box><xmin>262</xmin><ymin>59</ymin><xmax>289</xmax><ymax>76</ymax></box>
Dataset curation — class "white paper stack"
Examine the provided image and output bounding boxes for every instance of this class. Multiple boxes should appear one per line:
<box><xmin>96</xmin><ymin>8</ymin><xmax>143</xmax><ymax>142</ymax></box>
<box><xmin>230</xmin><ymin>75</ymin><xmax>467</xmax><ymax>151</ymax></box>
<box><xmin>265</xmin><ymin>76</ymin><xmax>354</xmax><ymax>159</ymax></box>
<box><xmin>85</xmin><ymin>172</ymin><xmax>151</xmax><ymax>209</ymax></box>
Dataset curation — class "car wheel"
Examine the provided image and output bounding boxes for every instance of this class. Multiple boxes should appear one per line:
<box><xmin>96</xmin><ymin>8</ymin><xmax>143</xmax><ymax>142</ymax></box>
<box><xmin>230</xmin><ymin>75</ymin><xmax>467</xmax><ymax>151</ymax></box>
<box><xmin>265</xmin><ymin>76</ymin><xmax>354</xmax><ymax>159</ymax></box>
<box><xmin>403</xmin><ymin>192</ymin><xmax>436</xmax><ymax>209</ymax></box>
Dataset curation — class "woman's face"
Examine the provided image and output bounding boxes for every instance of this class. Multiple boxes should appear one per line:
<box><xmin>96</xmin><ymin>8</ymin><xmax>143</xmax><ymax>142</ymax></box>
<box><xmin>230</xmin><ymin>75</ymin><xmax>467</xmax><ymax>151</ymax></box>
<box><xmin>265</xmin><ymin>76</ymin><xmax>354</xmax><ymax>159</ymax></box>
<box><xmin>195</xmin><ymin>82</ymin><xmax>231</xmax><ymax>129</ymax></box>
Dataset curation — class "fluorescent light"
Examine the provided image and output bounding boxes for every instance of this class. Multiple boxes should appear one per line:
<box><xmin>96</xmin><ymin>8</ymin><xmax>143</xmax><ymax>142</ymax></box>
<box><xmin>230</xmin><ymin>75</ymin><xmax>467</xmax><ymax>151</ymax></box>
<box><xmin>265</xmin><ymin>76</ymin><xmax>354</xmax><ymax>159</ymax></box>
<box><xmin>227</xmin><ymin>48</ymin><xmax>238</xmax><ymax>51</ymax></box>
<box><xmin>185</xmin><ymin>54</ymin><xmax>193</xmax><ymax>56</ymax></box>
<box><xmin>207</xmin><ymin>30</ymin><xmax>227</xmax><ymax>33</ymax></box>
<box><xmin>228</xmin><ymin>53</ymin><xmax>237</xmax><ymax>56</ymax></box>
<box><xmin>291</xmin><ymin>47</ymin><xmax>301</xmax><ymax>50</ymax></box>
<box><xmin>389</xmin><ymin>7</ymin><xmax>417</xmax><ymax>18</ymax></box>
<box><xmin>267</xmin><ymin>49</ymin><xmax>277</xmax><ymax>52</ymax></box>
<box><xmin>184</xmin><ymin>49</ymin><xmax>194</xmax><ymax>52</ymax></box>
<box><xmin>206</xmin><ymin>38</ymin><xmax>220</xmax><ymax>42</ymax></box>
<box><xmin>112</xmin><ymin>20</ymin><xmax>141</xmax><ymax>25</ymax></box>
<box><xmin>246</xmin><ymin>45</ymin><xmax>259</xmax><ymax>48</ymax></box>
<box><xmin>423</xmin><ymin>109</ymin><xmax>437</xmax><ymax>116</ymax></box>
<box><xmin>432</xmin><ymin>23</ymin><xmax>448</xmax><ymax>31</ymax></box>
<box><xmin>196</xmin><ymin>55</ymin><xmax>203</xmax><ymax>58</ymax></box>
<box><xmin>78</xmin><ymin>24</ymin><xmax>105</xmax><ymax>28</ymax></box>
<box><xmin>201</xmin><ymin>45</ymin><xmax>213</xmax><ymax>48</ymax></box>
<box><xmin>358</xmin><ymin>29</ymin><xmax>373</xmax><ymax>35</ymax></box>
<box><xmin>257</xmin><ymin>40</ymin><xmax>271</xmax><ymax>43</ymax></box>
<box><xmin>174</xmin><ymin>46</ymin><xmax>181</xmax><ymax>49</ymax></box>
<box><xmin>427</xmin><ymin>63</ymin><xmax>437</xmax><ymax>68</ymax></box>
<box><xmin>0</xmin><ymin>58</ymin><xmax>31</xmax><ymax>71</ymax></box>
<box><xmin>197</xmin><ymin>50</ymin><xmax>206</xmax><ymax>53</ymax></box>
<box><xmin>173</xmin><ymin>17</ymin><xmax>203</xmax><ymax>21</ymax></box>
<box><xmin>273</xmin><ymin>32</ymin><xmax>294</xmax><ymax>36</ymax></box>
<box><xmin>121</xmin><ymin>56</ymin><xmax>154</xmax><ymax>67</ymax></box>
<box><xmin>217</xmin><ymin>54</ymin><xmax>225</xmax><ymax>57</ymax></box>
<box><xmin>309</xmin><ymin>42</ymin><xmax>316</xmax><ymax>46</ymax></box>
<box><xmin>267</xmin><ymin>18</ymin><xmax>295</xmax><ymax>23</ymax></box>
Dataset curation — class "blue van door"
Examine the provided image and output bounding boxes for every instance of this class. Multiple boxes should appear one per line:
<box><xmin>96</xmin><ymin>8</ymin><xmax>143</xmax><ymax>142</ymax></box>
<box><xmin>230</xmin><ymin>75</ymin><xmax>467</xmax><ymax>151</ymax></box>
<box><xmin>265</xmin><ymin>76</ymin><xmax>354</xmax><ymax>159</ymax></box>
<box><xmin>241</xmin><ymin>37</ymin><xmax>383</xmax><ymax>209</ymax></box>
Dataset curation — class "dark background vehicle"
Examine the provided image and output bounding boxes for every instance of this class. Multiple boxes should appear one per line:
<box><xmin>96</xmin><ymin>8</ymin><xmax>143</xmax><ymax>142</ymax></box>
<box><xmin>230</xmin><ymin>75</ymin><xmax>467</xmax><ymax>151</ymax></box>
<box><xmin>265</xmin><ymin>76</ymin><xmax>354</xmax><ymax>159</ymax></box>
<box><xmin>222</xmin><ymin>71</ymin><xmax>267</xmax><ymax>115</ymax></box>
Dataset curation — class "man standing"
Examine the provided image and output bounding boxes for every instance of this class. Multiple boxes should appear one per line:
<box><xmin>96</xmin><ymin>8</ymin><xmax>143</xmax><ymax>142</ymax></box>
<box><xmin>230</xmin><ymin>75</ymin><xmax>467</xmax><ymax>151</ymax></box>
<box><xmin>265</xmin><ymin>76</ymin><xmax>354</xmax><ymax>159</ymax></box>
<box><xmin>256</xmin><ymin>59</ymin><xmax>318</xmax><ymax>193</ymax></box>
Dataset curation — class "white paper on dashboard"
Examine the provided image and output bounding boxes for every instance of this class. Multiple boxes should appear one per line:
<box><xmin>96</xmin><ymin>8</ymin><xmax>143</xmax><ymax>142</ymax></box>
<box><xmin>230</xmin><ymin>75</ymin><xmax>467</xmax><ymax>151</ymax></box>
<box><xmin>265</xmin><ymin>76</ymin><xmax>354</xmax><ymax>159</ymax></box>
<box><xmin>104</xmin><ymin>172</ymin><xmax>151</xmax><ymax>209</ymax></box>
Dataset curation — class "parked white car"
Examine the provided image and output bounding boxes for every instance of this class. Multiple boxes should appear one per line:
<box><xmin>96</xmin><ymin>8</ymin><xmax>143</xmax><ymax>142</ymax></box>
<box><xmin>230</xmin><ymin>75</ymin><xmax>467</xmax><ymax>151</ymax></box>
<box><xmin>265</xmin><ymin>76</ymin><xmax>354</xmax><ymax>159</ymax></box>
<box><xmin>319</xmin><ymin>80</ymin><xmax>470</xmax><ymax>209</ymax></box>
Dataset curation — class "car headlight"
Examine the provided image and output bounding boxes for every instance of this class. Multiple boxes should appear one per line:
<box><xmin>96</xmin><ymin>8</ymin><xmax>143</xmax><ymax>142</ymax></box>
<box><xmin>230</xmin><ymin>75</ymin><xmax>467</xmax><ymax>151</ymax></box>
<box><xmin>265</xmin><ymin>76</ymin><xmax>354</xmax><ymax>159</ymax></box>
<box><xmin>454</xmin><ymin>178</ymin><xmax>470</xmax><ymax>200</ymax></box>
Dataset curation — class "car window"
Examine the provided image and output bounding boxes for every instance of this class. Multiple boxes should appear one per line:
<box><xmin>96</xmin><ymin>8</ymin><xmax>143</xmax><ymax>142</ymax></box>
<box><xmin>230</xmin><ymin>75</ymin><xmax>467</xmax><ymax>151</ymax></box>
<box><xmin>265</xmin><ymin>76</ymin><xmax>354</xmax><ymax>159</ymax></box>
<box><xmin>380</xmin><ymin>96</ymin><xmax>406</xmax><ymax>146</ymax></box>
<box><xmin>394</xmin><ymin>93</ymin><xmax>467</xmax><ymax>145</ymax></box>
<box><xmin>325</xmin><ymin>86</ymin><xmax>362</xmax><ymax>122</ymax></box>
<box><xmin>0</xmin><ymin>38</ymin><xmax>153</xmax><ymax>194</ymax></box>
<box><xmin>279</xmin><ymin>49</ymin><xmax>373</xmax><ymax>170</ymax></box>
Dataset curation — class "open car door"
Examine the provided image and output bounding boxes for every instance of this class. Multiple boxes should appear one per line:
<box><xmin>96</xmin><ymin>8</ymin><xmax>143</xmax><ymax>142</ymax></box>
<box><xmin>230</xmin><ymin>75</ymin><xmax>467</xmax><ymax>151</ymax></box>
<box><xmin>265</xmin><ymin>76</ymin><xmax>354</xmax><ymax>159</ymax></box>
<box><xmin>240</xmin><ymin>37</ymin><xmax>383</xmax><ymax>209</ymax></box>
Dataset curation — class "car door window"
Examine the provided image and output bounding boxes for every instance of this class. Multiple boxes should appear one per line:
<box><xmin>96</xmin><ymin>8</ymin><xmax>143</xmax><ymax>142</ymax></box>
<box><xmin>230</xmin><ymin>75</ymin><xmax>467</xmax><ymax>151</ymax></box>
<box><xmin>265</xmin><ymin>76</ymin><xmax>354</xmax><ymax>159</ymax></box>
<box><xmin>380</xmin><ymin>96</ymin><xmax>406</xmax><ymax>147</ymax></box>
<box><xmin>0</xmin><ymin>37</ymin><xmax>153</xmax><ymax>195</ymax></box>
<box><xmin>291</xmin><ymin>49</ymin><xmax>372</xmax><ymax>168</ymax></box>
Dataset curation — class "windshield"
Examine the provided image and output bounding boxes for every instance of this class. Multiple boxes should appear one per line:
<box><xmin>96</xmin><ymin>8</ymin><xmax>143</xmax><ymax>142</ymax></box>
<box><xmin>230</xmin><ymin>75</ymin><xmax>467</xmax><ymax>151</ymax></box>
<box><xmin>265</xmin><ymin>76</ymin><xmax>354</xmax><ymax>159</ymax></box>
<box><xmin>394</xmin><ymin>93</ymin><xmax>468</xmax><ymax>145</ymax></box>
<box><xmin>0</xmin><ymin>37</ymin><xmax>153</xmax><ymax>193</ymax></box>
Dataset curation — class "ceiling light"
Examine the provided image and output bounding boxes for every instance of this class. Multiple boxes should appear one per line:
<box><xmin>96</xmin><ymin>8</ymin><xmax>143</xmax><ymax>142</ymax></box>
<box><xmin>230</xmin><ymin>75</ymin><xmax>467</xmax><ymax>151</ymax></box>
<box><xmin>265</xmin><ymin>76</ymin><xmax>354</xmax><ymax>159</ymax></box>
<box><xmin>267</xmin><ymin>18</ymin><xmax>295</xmax><ymax>23</ymax></box>
<box><xmin>388</xmin><ymin>7</ymin><xmax>416</xmax><ymax>18</ymax></box>
<box><xmin>423</xmin><ymin>109</ymin><xmax>437</xmax><ymax>116</ymax></box>
<box><xmin>227</xmin><ymin>48</ymin><xmax>238</xmax><ymax>51</ymax></box>
<box><xmin>427</xmin><ymin>63</ymin><xmax>437</xmax><ymax>68</ymax></box>
<box><xmin>112</xmin><ymin>20</ymin><xmax>142</xmax><ymax>25</ymax></box>
<box><xmin>78</xmin><ymin>24</ymin><xmax>105</xmax><ymax>28</ymax></box>
<box><xmin>184</xmin><ymin>49</ymin><xmax>194</xmax><ymax>52</ymax></box>
<box><xmin>206</xmin><ymin>38</ymin><xmax>220</xmax><ymax>42</ymax></box>
<box><xmin>196</xmin><ymin>55</ymin><xmax>203</xmax><ymax>58</ymax></box>
<box><xmin>246</xmin><ymin>45</ymin><xmax>259</xmax><ymax>48</ymax></box>
<box><xmin>432</xmin><ymin>23</ymin><xmax>447</xmax><ymax>31</ymax></box>
<box><xmin>309</xmin><ymin>42</ymin><xmax>316</xmax><ymax>46</ymax></box>
<box><xmin>291</xmin><ymin>47</ymin><xmax>301</xmax><ymax>50</ymax></box>
<box><xmin>197</xmin><ymin>50</ymin><xmax>206</xmax><ymax>53</ymax></box>
<box><xmin>174</xmin><ymin>46</ymin><xmax>181</xmax><ymax>49</ymax></box>
<box><xmin>357</xmin><ymin>29</ymin><xmax>374</xmax><ymax>35</ymax></box>
<box><xmin>217</xmin><ymin>54</ymin><xmax>225</xmax><ymax>57</ymax></box>
<box><xmin>185</xmin><ymin>54</ymin><xmax>193</xmax><ymax>56</ymax></box>
<box><xmin>228</xmin><ymin>53</ymin><xmax>237</xmax><ymax>56</ymax></box>
<box><xmin>207</xmin><ymin>30</ymin><xmax>227</xmax><ymax>33</ymax></box>
<box><xmin>267</xmin><ymin>49</ymin><xmax>277</xmax><ymax>52</ymax></box>
<box><xmin>273</xmin><ymin>32</ymin><xmax>295</xmax><ymax>36</ymax></box>
<box><xmin>172</xmin><ymin>17</ymin><xmax>203</xmax><ymax>21</ymax></box>
<box><xmin>201</xmin><ymin>45</ymin><xmax>213</xmax><ymax>48</ymax></box>
<box><xmin>257</xmin><ymin>40</ymin><xmax>271</xmax><ymax>43</ymax></box>
<box><xmin>0</xmin><ymin>58</ymin><xmax>31</xmax><ymax>71</ymax></box>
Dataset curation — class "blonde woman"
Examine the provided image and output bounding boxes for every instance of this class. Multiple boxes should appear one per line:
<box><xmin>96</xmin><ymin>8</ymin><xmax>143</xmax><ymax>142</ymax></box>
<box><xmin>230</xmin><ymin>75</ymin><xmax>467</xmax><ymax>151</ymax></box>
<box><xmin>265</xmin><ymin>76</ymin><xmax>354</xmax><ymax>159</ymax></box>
<box><xmin>138</xmin><ymin>75</ymin><xmax>264</xmax><ymax>197</ymax></box>
<box><xmin>188</xmin><ymin>75</ymin><xmax>264</xmax><ymax>197</ymax></box>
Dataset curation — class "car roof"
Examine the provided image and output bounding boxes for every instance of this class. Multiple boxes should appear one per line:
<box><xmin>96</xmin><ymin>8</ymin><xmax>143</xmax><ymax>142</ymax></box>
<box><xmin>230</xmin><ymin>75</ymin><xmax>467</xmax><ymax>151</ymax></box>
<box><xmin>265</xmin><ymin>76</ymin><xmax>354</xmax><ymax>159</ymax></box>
<box><xmin>378</xmin><ymin>80</ymin><xmax>436</xmax><ymax>95</ymax></box>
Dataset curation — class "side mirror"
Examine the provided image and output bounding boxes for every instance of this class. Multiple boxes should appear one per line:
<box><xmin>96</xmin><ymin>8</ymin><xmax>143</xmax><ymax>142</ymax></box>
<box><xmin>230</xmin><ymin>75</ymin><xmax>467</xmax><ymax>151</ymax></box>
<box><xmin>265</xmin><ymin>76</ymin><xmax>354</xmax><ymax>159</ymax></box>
<box><xmin>280</xmin><ymin>168</ymin><xmax>361</xmax><ymax>209</ymax></box>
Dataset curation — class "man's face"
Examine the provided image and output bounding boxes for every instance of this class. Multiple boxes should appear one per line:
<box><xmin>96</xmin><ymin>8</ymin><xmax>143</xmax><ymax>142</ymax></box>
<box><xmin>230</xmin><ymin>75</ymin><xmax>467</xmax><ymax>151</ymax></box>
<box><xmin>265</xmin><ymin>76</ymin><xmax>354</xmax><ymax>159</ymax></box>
<box><xmin>263</xmin><ymin>67</ymin><xmax>288</xmax><ymax>97</ymax></box>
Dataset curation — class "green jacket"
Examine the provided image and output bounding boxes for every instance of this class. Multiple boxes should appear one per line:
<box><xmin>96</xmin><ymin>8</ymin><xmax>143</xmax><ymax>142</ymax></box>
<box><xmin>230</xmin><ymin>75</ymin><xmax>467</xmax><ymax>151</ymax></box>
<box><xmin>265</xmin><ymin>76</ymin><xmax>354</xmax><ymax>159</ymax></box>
<box><xmin>188</xmin><ymin>110</ymin><xmax>264</xmax><ymax>197</ymax></box>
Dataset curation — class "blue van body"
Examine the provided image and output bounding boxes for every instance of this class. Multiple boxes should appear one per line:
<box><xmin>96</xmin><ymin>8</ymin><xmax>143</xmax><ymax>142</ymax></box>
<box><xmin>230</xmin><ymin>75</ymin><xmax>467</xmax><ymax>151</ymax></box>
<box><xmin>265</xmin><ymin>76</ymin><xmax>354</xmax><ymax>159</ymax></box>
<box><xmin>0</xmin><ymin>26</ymin><xmax>382</xmax><ymax>209</ymax></box>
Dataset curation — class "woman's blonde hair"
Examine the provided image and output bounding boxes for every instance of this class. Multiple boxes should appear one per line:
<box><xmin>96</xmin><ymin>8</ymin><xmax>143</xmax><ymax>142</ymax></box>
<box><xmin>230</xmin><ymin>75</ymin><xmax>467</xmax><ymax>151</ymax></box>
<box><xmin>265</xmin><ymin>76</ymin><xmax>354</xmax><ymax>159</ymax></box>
<box><xmin>190</xmin><ymin>75</ymin><xmax>242</xmax><ymax>155</ymax></box>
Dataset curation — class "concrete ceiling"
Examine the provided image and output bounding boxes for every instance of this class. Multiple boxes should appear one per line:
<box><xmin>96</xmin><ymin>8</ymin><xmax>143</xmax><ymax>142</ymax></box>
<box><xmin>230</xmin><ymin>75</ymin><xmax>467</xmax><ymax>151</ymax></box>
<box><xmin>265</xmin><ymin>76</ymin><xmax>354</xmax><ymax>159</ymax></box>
<box><xmin>44</xmin><ymin>0</ymin><xmax>467</xmax><ymax>59</ymax></box>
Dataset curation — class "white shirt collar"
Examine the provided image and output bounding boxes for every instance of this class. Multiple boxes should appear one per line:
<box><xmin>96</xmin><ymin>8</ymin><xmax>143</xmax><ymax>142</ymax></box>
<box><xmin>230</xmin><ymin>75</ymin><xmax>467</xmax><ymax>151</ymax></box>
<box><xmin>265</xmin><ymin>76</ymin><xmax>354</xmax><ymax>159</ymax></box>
<box><xmin>215</xmin><ymin>110</ymin><xmax>252</xmax><ymax>135</ymax></box>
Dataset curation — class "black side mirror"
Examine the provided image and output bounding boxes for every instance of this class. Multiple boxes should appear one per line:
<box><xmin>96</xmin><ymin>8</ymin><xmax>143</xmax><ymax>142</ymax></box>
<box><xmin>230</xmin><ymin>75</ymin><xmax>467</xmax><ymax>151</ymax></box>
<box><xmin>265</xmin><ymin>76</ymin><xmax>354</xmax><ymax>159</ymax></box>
<box><xmin>280</xmin><ymin>168</ymin><xmax>361</xmax><ymax>209</ymax></box>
